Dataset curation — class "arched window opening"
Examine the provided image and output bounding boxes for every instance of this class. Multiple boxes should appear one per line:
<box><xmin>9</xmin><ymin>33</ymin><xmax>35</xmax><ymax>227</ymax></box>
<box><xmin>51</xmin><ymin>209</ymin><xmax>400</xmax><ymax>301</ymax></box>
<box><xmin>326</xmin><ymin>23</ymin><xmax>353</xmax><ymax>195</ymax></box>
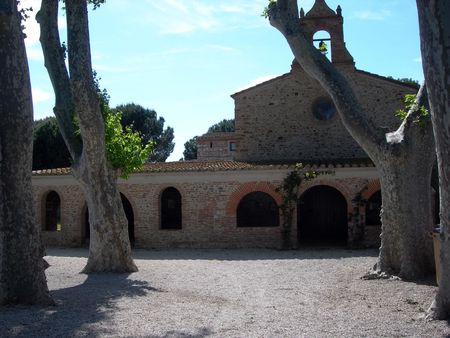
<box><xmin>44</xmin><ymin>191</ymin><xmax>61</xmax><ymax>231</ymax></box>
<box><xmin>313</xmin><ymin>30</ymin><xmax>332</xmax><ymax>60</ymax></box>
<box><xmin>161</xmin><ymin>187</ymin><xmax>182</xmax><ymax>230</ymax></box>
<box><xmin>84</xmin><ymin>193</ymin><xmax>135</xmax><ymax>244</ymax></box>
<box><xmin>237</xmin><ymin>191</ymin><xmax>279</xmax><ymax>227</ymax></box>
<box><xmin>365</xmin><ymin>190</ymin><xmax>382</xmax><ymax>226</ymax></box>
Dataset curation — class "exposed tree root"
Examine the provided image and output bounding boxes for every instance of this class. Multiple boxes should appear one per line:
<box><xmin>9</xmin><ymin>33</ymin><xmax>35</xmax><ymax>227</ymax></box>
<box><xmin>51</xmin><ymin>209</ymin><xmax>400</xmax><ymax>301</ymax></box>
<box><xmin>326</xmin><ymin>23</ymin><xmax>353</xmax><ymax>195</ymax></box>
<box><xmin>361</xmin><ymin>269</ymin><xmax>401</xmax><ymax>281</ymax></box>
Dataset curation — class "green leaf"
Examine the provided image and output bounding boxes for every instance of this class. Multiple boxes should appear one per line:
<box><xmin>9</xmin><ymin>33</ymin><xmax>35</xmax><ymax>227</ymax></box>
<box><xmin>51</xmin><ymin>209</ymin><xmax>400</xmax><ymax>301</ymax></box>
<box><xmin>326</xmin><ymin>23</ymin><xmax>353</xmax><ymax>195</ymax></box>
<box><xmin>395</xmin><ymin>93</ymin><xmax>430</xmax><ymax>129</ymax></box>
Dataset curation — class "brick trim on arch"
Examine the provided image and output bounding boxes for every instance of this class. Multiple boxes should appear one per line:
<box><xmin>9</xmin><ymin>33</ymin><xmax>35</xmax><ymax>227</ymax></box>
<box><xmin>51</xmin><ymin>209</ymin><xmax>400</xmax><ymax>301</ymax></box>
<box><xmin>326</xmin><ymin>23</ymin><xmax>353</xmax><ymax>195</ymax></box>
<box><xmin>157</xmin><ymin>185</ymin><xmax>185</xmax><ymax>230</ymax></box>
<box><xmin>298</xmin><ymin>179</ymin><xmax>354</xmax><ymax>213</ymax></box>
<box><xmin>361</xmin><ymin>179</ymin><xmax>381</xmax><ymax>201</ymax></box>
<box><xmin>226</xmin><ymin>182</ymin><xmax>282</xmax><ymax>216</ymax></box>
<box><xmin>39</xmin><ymin>188</ymin><xmax>63</xmax><ymax>232</ymax></box>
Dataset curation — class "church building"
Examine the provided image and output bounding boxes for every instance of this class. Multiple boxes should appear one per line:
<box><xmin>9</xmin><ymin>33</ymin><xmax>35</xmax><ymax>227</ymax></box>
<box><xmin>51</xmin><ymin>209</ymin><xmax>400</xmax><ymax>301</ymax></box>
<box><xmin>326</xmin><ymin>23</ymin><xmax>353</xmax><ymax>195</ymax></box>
<box><xmin>33</xmin><ymin>0</ymin><xmax>418</xmax><ymax>249</ymax></box>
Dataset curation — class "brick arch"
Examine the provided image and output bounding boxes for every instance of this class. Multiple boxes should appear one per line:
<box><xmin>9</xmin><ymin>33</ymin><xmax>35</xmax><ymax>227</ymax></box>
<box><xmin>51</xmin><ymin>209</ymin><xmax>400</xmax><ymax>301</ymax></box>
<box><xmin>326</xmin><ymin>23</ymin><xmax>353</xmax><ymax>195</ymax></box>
<box><xmin>81</xmin><ymin>190</ymin><xmax>137</xmax><ymax>243</ymax></box>
<box><xmin>157</xmin><ymin>185</ymin><xmax>186</xmax><ymax>215</ymax></box>
<box><xmin>158</xmin><ymin>185</ymin><xmax>184</xmax><ymax>230</ymax></box>
<box><xmin>298</xmin><ymin>179</ymin><xmax>353</xmax><ymax>213</ymax></box>
<box><xmin>226</xmin><ymin>182</ymin><xmax>282</xmax><ymax>216</ymax></box>
<box><xmin>118</xmin><ymin>189</ymin><xmax>138</xmax><ymax>221</ymax></box>
<box><xmin>80</xmin><ymin>190</ymin><xmax>138</xmax><ymax>221</ymax></box>
<box><xmin>157</xmin><ymin>185</ymin><xmax>185</xmax><ymax>201</ymax></box>
<box><xmin>361</xmin><ymin>179</ymin><xmax>381</xmax><ymax>201</ymax></box>
<box><xmin>39</xmin><ymin>187</ymin><xmax>64</xmax><ymax>208</ymax></box>
<box><xmin>39</xmin><ymin>188</ymin><xmax>64</xmax><ymax>230</ymax></box>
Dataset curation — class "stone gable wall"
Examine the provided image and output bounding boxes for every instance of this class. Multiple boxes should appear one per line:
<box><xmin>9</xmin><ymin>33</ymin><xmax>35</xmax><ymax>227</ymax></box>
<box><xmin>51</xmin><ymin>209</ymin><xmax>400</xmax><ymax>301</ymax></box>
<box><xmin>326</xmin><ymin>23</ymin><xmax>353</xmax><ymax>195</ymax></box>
<box><xmin>233</xmin><ymin>65</ymin><xmax>416</xmax><ymax>162</ymax></box>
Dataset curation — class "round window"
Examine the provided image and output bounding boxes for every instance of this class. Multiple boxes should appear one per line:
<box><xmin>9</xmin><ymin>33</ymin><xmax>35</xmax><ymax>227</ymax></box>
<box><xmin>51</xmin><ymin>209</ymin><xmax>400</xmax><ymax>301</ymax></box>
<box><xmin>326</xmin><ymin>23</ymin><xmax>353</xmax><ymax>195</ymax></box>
<box><xmin>312</xmin><ymin>97</ymin><xmax>336</xmax><ymax>121</ymax></box>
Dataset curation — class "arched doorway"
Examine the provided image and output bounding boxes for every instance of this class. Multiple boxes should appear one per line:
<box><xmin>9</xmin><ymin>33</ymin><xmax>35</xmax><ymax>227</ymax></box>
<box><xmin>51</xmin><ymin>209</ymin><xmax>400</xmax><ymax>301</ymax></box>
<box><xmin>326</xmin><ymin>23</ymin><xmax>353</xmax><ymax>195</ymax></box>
<box><xmin>236</xmin><ymin>191</ymin><xmax>279</xmax><ymax>228</ymax></box>
<box><xmin>84</xmin><ymin>193</ymin><xmax>135</xmax><ymax>245</ymax></box>
<box><xmin>43</xmin><ymin>190</ymin><xmax>61</xmax><ymax>231</ymax></box>
<box><xmin>297</xmin><ymin>185</ymin><xmax>348</xmax><ymax>244</ymax></box>
<box><xmin>160</xmin><ymin>187</ymin><xmax>182</xmax><ymax>230</ymax></box>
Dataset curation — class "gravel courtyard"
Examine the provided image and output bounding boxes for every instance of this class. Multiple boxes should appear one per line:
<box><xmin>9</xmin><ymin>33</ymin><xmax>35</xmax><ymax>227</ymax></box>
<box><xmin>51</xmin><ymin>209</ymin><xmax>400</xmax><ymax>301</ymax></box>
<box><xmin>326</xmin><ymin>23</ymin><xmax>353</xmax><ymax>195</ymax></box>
<box><xmin>0</xmin><ymin>248</ymin><xmax>449</xmax><ymax>337</ymax></box>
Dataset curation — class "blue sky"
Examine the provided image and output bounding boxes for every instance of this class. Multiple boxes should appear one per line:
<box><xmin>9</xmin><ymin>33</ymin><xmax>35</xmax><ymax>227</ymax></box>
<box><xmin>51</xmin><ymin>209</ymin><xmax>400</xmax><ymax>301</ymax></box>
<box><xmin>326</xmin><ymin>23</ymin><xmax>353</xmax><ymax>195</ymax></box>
<box><xmin>21</xmin><ymin>0</ymin><xmax>423</xmax><ymax>161</ymax></box>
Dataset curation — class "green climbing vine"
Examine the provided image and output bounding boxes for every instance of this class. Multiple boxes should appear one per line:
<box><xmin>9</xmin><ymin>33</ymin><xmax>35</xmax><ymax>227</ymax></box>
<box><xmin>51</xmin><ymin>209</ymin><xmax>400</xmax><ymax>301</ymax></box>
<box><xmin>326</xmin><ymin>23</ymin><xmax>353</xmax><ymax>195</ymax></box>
<box><xmin>276</xmin><ymin>164</ymin><xmax>320</xmax><ymax>249</ymax></box>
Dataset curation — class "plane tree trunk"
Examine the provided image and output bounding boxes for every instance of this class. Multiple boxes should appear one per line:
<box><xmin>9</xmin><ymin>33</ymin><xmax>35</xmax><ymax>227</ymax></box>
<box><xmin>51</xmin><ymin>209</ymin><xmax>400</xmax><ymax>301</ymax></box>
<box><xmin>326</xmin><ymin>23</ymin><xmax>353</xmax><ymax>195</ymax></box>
<box><xmin>268</xmin><ymin>0</ymin><xmax>435</xmax><ymax>280</ymax></box>
<box><xmin>416</xmin><ymin>0</ymin><xmax>450</xmax><ymax>320</ymax></box>
<box><xmin>37</xmin><ymin>0</ymin><xmax>137</xmax><ymax>273</ymax></box>
<box><xmin>0</xmin><ymin>0</ymin><xmax>53</xmax><ymax>304</ymax></box>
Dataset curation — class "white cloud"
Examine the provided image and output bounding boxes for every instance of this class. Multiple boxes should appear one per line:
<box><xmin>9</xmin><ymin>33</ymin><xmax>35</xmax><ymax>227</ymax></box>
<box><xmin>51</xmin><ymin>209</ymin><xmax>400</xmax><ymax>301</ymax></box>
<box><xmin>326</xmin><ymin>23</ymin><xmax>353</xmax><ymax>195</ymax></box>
<box><xmin>235</xmin><ymin>74</ymin><xmax>281</xmax><ymax>93</ymax></box>
<box><xmin>353</xmin><ymin>10</ymin><xmax>391</xmax><ymax>21</ymax></box>
<box><xmin>32</xmin><ymin>88</ymin><xmax>53</xmax><ymax>103</ymax></box>
<box><xmin>144</xmin><ymin>0</ymin><xmax>268</xmax><ymax>34</ymax></box>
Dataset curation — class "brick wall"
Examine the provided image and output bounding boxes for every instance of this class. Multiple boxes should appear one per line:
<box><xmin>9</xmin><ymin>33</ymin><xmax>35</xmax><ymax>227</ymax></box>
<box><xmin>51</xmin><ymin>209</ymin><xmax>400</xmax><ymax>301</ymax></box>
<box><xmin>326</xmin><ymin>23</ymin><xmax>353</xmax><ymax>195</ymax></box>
<box><xmin>33</xmin><ymin>167</ymin><xmax>381</xmax><ymax>249</ymax></box>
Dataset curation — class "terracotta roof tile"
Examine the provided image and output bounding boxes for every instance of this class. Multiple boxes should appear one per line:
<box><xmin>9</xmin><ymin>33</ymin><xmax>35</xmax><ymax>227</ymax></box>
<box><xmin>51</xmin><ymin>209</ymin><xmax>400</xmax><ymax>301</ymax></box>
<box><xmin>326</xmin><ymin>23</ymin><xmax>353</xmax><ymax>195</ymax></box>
<box><xmin>32</xmin><ymin>159</ymin><xmax>375</xmax><ymax>176</ymax></box>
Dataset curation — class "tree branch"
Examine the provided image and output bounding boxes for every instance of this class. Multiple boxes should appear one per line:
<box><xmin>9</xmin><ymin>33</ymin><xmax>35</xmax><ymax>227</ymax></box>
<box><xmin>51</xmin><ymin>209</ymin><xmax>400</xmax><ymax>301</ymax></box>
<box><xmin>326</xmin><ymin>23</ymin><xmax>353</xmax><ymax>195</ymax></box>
<box><xmin>268</xmin><ymin>0</ymin><xmax>386</xmax><ymax>159</ymax></box>
<box><xmin>386</xmin><ymin>83</ymin><xmax>432</xmax><ymax>146</ymax></box>
<box><xmin>65</xmin><ymin>0</ymin><xmax>106</xmax><ymax>166</ymax></box>
<box><xmin>37</xmin><ymin>0</ymin><xmax>82</xmax><ymax>161</ymax></box>
<box><xmin>404</xmin><ymin>83</ymin><xmax>429</xmax><ymax>125</ymax></box>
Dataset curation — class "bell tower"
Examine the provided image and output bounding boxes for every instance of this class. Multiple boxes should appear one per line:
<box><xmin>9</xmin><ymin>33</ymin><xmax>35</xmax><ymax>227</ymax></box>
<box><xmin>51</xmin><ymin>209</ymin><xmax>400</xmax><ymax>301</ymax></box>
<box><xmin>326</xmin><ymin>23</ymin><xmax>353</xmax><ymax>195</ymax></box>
<box><xmin>299</xmin><ymin>0</ymin><xmax>354</xmax><ymax>65</ymax></box>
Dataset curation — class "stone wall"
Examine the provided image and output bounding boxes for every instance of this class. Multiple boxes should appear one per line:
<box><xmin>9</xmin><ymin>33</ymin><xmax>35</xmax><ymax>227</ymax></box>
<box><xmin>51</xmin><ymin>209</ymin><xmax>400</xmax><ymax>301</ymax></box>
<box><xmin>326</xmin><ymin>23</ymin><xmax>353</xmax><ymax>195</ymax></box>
<box><xmin>197</xmin><ymin>132</ymin><xmax>236</xmax><ymax>161</ymax></box>
<box><xmin>33</xmin><ymin>166</ymin><xmax>381</xmax><ymax>249</ymax></box>
<box><xmin>232</xmin><ymin>64</ymin><xmax>417</xmax><ymax>162</ymax></box>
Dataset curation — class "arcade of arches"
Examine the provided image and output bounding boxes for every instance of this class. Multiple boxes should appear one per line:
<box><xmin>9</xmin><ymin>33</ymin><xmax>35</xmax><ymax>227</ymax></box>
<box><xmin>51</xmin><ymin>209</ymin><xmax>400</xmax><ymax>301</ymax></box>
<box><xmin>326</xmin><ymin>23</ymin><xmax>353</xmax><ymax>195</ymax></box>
<box><xmin>34</xmin><ymin>169</ymin><xmax>389</xmax><ymax>249</ymax></box>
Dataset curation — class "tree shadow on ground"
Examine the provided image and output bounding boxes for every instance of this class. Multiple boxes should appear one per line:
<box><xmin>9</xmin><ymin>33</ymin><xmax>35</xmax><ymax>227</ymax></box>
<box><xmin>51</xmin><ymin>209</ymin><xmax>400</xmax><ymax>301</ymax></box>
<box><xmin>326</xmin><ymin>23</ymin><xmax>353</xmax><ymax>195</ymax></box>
<box><xmin>0</xmin><ymin>274</ymin><xmax>160</xmax><ymax>337</ymax></box>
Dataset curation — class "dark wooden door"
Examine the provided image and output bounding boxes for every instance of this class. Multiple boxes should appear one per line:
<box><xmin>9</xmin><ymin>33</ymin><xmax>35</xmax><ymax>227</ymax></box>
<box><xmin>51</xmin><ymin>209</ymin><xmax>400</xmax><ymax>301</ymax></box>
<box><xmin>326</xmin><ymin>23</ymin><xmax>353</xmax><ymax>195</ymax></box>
<box><xmin>297</xmin><ymin>186</ymin><xmax>348</xmax><ymax>243</ymax></box>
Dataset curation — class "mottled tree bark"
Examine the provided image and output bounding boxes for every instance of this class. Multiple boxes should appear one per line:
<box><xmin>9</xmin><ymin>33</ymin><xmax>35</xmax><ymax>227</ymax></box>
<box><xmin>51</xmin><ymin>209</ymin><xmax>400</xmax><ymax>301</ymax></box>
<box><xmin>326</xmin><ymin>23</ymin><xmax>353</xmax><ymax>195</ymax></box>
<box><xmin>416</xmin><ymin>0</ymin><xmax>450</xmax><ymax>320</ymax></box>
<box><xmin>268</xmin><ymin>0</ymin><xmax>435</xmax><ymax>279</ymax></box>
<box><xmin>0</xmin><ymin>0</ymin><xmax>53</xmax><ymax>304</ymax></box>
<box><xmin>37</xmin><ymin>0</ymin><xmax>137</xmax><ymax>273</ymax></box>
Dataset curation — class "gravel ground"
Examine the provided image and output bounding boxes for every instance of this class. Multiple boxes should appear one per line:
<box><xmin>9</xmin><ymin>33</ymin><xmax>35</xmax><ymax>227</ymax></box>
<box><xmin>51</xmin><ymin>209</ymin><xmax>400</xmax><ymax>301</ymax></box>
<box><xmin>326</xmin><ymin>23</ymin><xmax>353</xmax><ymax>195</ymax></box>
<box><xmin>0</xmin><ymin>248</ymin><xmax>449</xmax><ymax>337</ymax></box>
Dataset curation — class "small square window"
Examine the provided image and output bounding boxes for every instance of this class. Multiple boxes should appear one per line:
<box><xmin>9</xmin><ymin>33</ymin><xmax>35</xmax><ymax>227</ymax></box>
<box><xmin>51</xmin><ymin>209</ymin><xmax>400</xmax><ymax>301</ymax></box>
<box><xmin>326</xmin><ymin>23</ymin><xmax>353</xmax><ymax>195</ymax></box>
<box><xmin>229</xmin><ymin>142</ymin><xmax>237</xmax><ymax>151</ymax></box>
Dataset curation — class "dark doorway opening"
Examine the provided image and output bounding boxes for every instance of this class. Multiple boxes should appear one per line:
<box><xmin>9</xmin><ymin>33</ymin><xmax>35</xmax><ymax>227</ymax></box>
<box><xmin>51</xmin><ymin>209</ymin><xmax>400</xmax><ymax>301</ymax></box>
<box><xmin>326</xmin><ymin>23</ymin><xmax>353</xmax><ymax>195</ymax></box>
<box><xmin>365</xmin><ymin>190</ymin><xmax>382</xmax><ymax>226</ymax></box>
<box><xmin>44</xmin><ymin>191</ymin><xmax>61</xmax><ymax>231</ymax></box>
<box><xmin>236</xmin><ymin>191</ymin><xmax>279</xmax><ymax>228</ymax></box>
<box><xmin>161</xmin><ymin>187</ymin><xmax>182</xmax><ymax>230</ymax></box>
<box><xmin>297</xmin><ymin>185</ymin><xmax>348</xmax><ymax>245</ymax></box>
<box><xmin>84</xmin><ymin>193</ymin><xmax>135</xmax><ymax>245</ymax></box>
